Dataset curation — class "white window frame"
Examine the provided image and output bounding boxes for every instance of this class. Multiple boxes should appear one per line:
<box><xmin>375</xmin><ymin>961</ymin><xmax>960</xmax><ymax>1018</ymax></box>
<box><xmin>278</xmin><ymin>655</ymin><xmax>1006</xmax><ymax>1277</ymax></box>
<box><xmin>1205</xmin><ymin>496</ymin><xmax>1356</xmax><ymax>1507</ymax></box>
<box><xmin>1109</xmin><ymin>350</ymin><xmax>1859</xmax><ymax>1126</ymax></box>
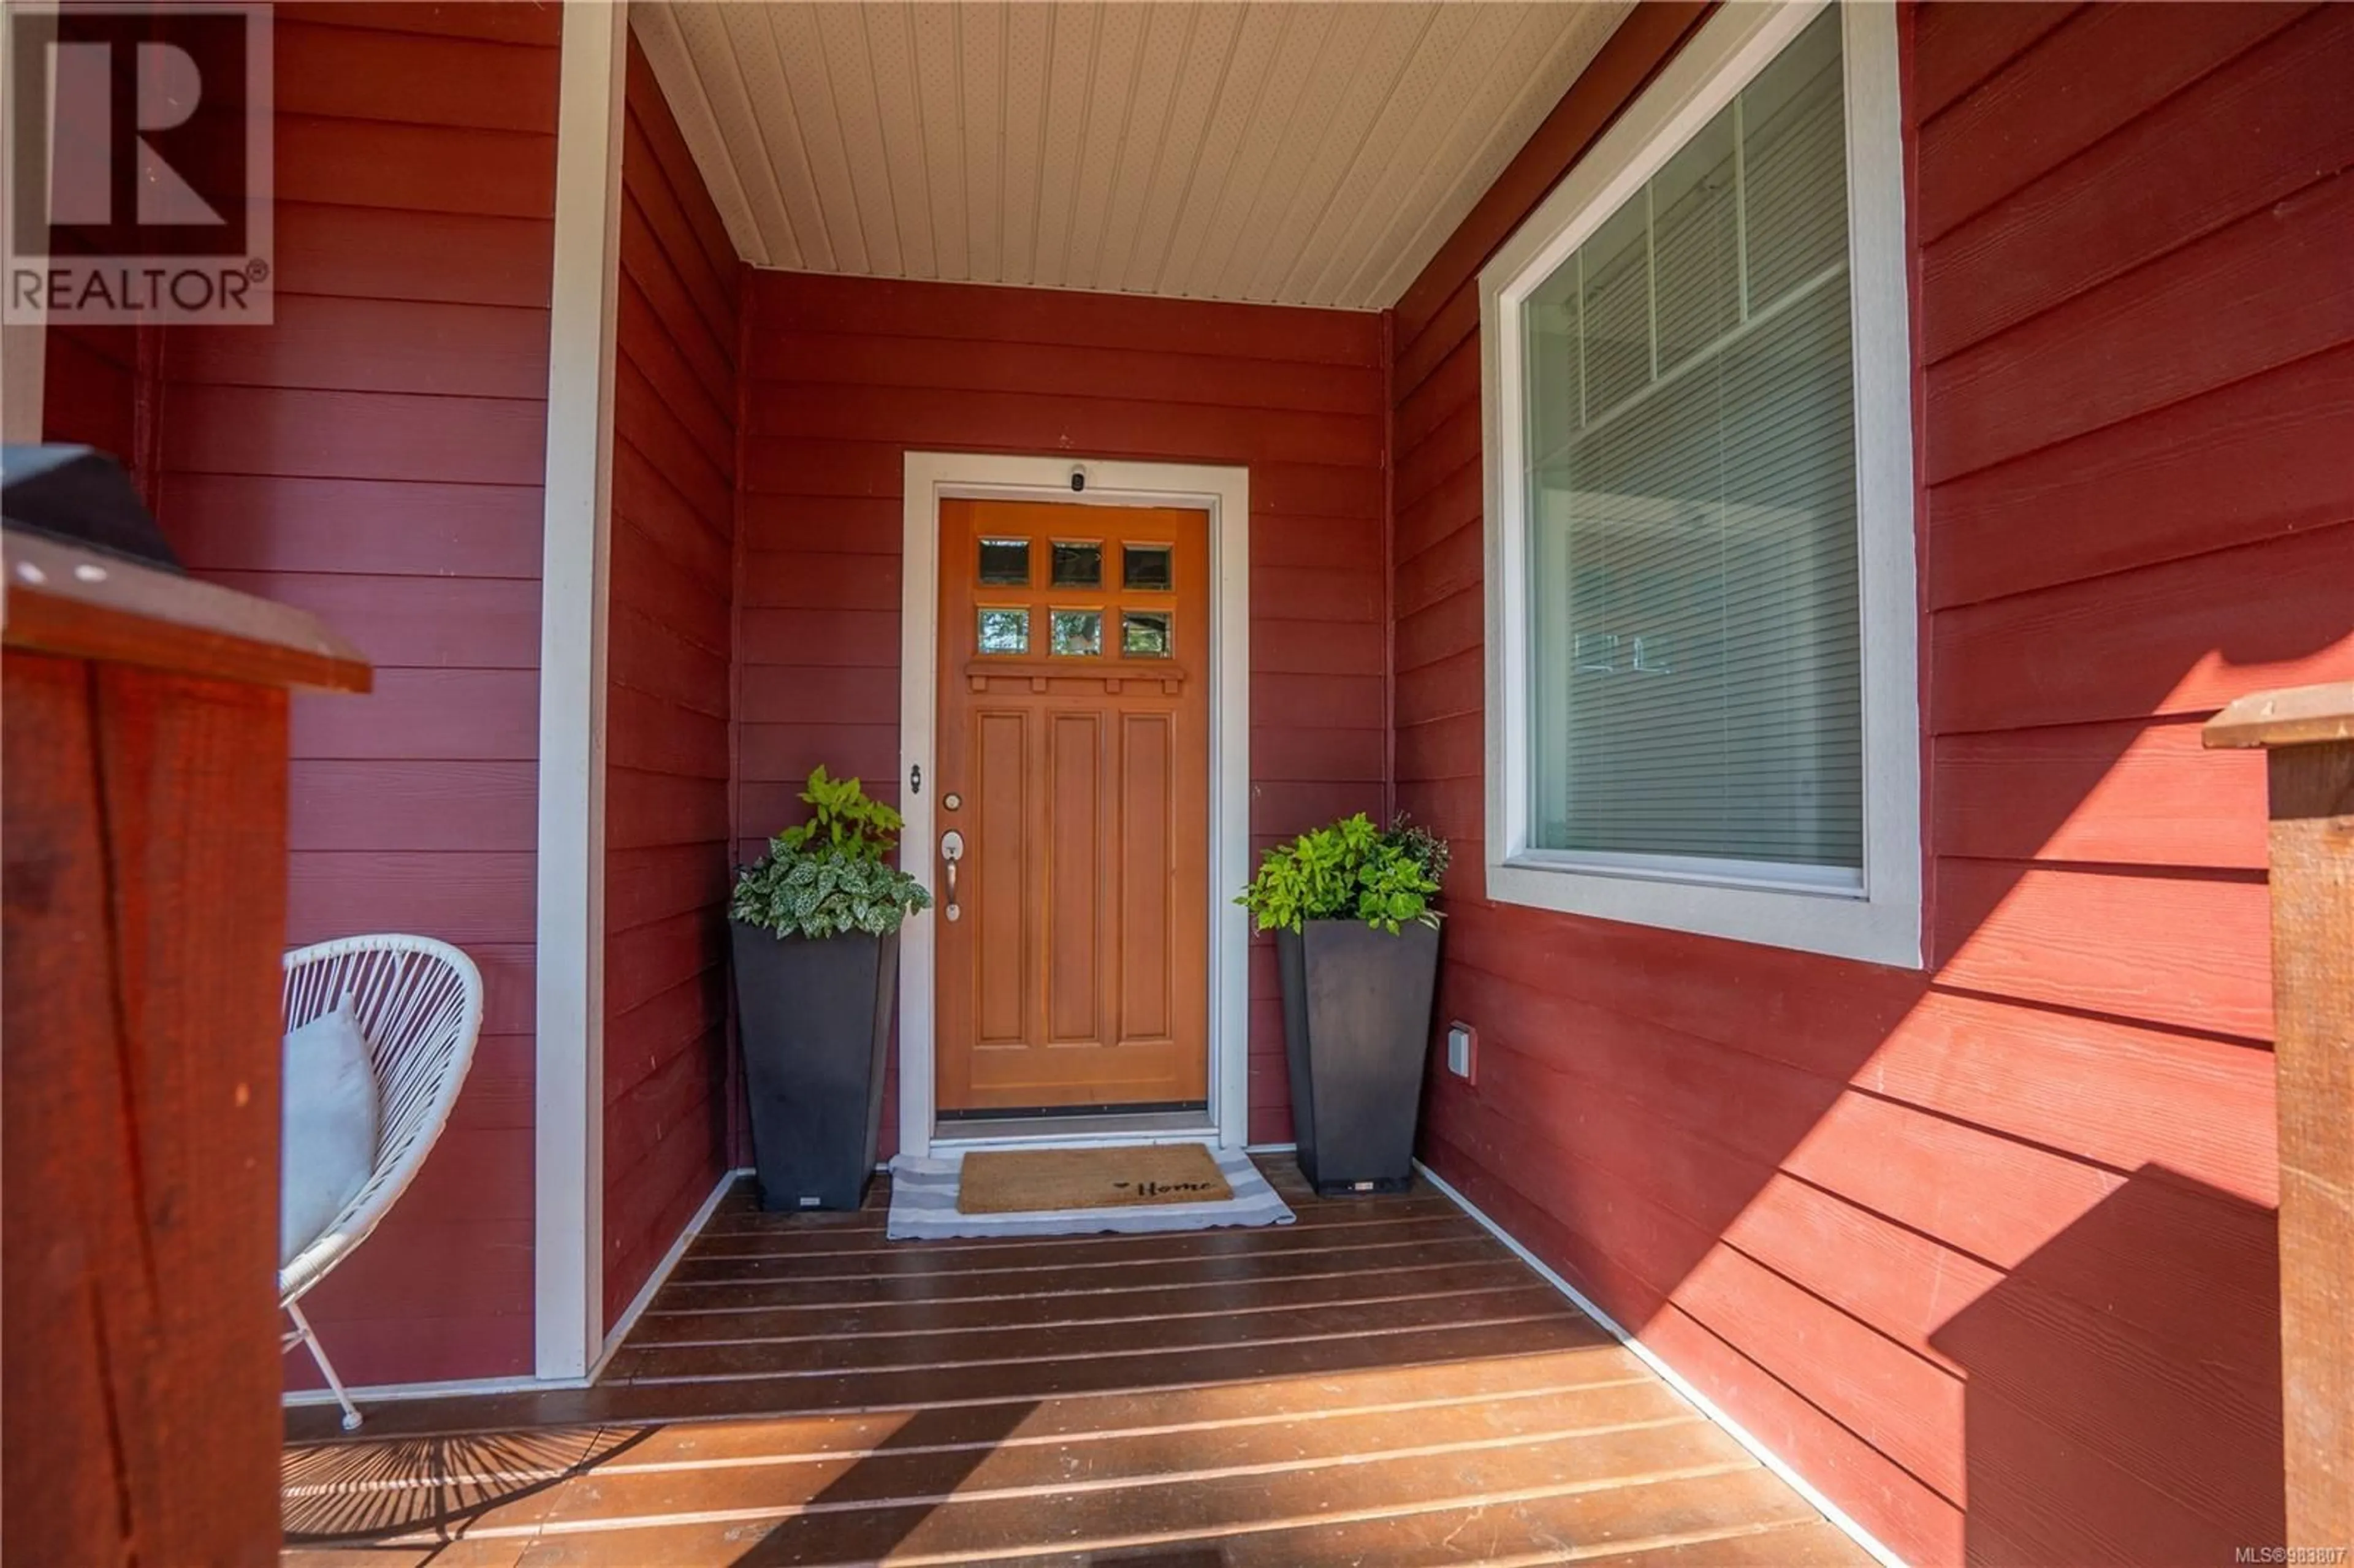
<box><xmin>1477</xmin><ymin>0</ymin><xmax>1921</xmax><ymax>969</ymax></box>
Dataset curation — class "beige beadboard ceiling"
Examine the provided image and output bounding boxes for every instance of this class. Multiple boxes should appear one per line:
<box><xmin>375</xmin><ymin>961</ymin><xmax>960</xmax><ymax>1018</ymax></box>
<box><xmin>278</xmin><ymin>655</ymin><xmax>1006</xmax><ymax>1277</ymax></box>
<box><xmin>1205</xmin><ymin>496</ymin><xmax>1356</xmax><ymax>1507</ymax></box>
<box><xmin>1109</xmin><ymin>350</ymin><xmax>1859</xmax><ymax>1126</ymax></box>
<box><xmin>631</xmin><ymin>2</ymin><xmax>1632</xmax><ymax>311</ymax></box>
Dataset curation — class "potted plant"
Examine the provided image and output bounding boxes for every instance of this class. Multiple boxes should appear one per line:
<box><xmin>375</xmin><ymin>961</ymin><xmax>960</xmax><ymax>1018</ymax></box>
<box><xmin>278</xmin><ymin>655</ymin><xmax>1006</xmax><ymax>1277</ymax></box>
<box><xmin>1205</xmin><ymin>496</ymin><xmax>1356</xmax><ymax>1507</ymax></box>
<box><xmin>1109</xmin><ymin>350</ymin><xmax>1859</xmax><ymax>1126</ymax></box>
<box><xmin>1238</xmin><ymin>813</ymin><xmax>1449</xmax><ymax>1196</ymax></box>
<box><xmin>729</xmin><ymin>766</ymin><xmax>931</xmax><ymax>1211</ymax></box>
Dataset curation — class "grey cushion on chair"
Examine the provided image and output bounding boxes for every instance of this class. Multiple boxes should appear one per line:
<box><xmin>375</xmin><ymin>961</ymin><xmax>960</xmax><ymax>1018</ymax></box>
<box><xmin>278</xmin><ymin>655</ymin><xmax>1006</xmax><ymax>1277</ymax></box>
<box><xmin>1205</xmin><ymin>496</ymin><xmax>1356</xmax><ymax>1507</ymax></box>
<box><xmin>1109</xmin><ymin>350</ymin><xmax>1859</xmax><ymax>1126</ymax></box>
<box><xmin>280</xmin><ymin>997</ymin><xmax>379</xmax><ymax>1266</ymax></box>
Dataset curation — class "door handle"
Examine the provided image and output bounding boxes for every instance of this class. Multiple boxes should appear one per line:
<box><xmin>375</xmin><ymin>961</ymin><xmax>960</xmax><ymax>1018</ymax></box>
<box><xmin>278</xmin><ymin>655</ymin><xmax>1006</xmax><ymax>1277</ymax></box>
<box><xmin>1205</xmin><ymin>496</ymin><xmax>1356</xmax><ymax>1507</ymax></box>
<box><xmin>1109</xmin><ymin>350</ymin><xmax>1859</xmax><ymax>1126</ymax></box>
<box><xmin>939</xmin><ymin>829</ymin><xmax>965</xmax><ymax>922</ymax></box>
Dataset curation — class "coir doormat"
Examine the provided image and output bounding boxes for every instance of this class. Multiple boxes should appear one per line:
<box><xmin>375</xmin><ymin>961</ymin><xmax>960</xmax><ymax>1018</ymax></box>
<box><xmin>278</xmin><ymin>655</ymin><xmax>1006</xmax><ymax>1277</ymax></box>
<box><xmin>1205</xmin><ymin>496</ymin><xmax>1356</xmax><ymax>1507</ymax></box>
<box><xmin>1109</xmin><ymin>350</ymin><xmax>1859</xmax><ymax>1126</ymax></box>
<box><xmin>958</xmin><ymin>1142</ymin><xmax>1234</xmax><ymax>1214</ymax></box>
<box><xmin>885</xmin><ymin>1144</ymin><xmax>1294</xmax><ymax>1239</ymax></box>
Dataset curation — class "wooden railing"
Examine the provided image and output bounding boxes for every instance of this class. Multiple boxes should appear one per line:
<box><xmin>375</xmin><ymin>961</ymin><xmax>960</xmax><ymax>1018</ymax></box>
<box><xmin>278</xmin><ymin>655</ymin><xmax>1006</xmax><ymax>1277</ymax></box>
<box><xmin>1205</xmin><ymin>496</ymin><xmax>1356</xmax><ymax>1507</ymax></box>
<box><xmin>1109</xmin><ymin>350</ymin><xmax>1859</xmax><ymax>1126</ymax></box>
<box><xmin>2205</xmin><ymin>681</ymin><xmax>2354</xmax><ymax>1550</ymax></box>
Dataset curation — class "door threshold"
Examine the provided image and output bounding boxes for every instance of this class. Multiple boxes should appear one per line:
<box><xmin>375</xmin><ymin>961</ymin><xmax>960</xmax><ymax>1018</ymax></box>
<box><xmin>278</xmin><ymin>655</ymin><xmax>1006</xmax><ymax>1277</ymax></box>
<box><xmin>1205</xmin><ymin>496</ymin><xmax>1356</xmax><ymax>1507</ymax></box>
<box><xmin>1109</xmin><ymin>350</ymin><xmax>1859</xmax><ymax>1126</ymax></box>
<box><xmin>929</xmin><ymin>1108</ymin><xmax>1221</xmax><ymax>1154</ymax></box>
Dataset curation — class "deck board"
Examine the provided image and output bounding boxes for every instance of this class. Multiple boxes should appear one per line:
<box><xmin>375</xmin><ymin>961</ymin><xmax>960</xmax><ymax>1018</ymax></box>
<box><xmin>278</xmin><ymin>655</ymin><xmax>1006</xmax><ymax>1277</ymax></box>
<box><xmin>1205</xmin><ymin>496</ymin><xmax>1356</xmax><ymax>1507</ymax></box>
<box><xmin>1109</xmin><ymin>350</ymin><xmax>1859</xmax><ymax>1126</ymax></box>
<box><xmin>625</xmin><ymin>1255</ymin><xmax>1545</xmax><ymax>1341</ymax></box>
<box><xmin>283</xmin><ymin>1166</ymin><xmax>1865</xmax><ymax>1566</ymax></box>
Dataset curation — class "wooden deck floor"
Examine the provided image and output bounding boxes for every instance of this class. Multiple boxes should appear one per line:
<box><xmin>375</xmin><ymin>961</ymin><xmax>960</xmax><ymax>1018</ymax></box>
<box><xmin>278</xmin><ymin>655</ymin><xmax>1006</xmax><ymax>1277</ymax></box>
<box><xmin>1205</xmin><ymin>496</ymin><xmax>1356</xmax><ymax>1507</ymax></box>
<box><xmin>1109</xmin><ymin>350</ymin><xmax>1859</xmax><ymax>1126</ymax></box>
<box><xmin>281</xmin><ymin>1162</ymin><xmax>1865</xmax><ymax>1566</ymax></box>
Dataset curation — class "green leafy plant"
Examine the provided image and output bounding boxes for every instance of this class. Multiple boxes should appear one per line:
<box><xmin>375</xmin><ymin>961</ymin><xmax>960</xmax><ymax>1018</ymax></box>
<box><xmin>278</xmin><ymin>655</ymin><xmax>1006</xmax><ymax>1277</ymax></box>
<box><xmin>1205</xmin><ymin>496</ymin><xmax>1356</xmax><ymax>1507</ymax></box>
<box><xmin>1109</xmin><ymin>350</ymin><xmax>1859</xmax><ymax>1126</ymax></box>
<box><xmin>777</xmin><ymin>764</ymin><xmax>904</xmax><ymax>861</ymax></box>
<box><xmin>733</xmin><ymin>767</ymin><xmax>931</xmax><ymax>938</ymax></box>
<box><xmin>1236</xmin><ymin>813</ymin><xmax>1447</xmax><ymax>934</ymax></box>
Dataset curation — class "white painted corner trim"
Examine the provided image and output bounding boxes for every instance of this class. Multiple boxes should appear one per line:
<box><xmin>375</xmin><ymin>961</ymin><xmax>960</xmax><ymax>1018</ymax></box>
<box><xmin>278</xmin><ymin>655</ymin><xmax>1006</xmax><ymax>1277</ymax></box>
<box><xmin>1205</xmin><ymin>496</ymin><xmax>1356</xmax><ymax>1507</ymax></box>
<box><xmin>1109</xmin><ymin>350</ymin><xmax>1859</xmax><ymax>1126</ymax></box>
<box><xmin>0</xmin><ymin>316</ymin><xmax>40</xmax><ymax>446</ymax></box>
<box><xmin>535</xmin><ymin>0</ymin><xmax>627</xmax><ymax>1383</ymax></box>
<box><xmin>1415</xmin><ymin>1160</ymin><xmax>1910</xmax><ymax>1568</ymax></box>
<box><xmin>0</xmin><ymin>13</ymin><xmax>45</xmax><ymax>448</ymax></box>
<box><xmin>896</xmin><ymin>452</ymin><xmax>1252</xmax><ymax>1159</ymax></box>
<box><xmin>1475</xmin><ymin>0</ymin><xmax>1922</xmax><ymax>969</ymax></box>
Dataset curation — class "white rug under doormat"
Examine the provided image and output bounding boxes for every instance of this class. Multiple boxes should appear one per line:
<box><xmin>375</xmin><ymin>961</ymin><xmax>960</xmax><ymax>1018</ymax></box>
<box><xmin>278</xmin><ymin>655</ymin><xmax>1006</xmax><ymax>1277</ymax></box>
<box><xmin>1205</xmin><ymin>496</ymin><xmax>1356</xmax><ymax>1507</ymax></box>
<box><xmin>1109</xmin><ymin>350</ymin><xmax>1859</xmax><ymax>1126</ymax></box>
<box><xmin>886</xmin><ymin>1144</ymin><xmax>1295</xmax><ymax>1241</ymax></box>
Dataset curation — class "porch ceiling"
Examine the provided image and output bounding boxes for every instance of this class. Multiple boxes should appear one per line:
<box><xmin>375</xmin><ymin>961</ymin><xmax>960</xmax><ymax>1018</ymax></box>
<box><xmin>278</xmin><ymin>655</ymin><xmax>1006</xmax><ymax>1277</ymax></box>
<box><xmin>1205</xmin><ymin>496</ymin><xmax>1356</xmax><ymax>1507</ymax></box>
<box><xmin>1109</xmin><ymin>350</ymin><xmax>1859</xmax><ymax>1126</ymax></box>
<box><xmin>631</xmin><ymin>2</ymin><xmax>1631</xmax><ymax>310</ymax></box>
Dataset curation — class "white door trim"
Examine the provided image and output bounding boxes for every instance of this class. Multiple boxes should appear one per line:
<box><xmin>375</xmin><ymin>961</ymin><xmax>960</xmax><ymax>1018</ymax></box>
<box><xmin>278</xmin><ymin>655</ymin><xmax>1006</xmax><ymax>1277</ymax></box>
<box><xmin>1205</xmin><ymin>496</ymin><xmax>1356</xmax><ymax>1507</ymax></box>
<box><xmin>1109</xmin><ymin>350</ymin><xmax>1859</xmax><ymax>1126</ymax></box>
<box><xmin>533</xmin><ymin>0</ymin><xmax>625</xmax><ymax>1382</ymax></box>
<box><xmin>897</xmin><ymin>452</ymin><xmax>1252</xmax><ymax>1159</ymax></box>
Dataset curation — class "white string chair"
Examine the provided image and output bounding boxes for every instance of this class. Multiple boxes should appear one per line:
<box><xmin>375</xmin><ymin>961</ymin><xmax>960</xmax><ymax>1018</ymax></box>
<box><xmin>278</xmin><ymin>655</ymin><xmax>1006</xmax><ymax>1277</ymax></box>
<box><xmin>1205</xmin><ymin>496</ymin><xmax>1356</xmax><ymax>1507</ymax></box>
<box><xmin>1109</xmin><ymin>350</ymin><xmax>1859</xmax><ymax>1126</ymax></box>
<box><xmin>280</xmin><ymin>934</ymin><xmax>484</xmax><ymax>1431</ymax></box>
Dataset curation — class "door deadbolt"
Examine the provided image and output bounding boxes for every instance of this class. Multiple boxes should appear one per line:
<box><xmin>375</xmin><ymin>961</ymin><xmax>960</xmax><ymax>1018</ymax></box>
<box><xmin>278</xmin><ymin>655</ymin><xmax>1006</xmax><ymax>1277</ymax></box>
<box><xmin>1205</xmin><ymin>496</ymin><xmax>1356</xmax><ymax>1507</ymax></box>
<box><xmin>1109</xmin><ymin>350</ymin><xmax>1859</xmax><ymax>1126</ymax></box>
<box><xmin>939</xmin><ymin>830</ymin><xmax>966</xmax><ymax>921</ymax></box>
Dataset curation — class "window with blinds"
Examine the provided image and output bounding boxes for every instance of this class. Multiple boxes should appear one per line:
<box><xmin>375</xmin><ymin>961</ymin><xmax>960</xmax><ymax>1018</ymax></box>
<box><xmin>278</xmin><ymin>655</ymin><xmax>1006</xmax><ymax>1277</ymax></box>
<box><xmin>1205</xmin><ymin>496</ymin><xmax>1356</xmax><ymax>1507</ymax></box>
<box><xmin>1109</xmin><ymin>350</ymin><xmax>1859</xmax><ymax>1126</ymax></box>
<box><xmin>1520</xmin><ymin>7</ymin><xmax>1861</xmax><ymax>880</ymax></box>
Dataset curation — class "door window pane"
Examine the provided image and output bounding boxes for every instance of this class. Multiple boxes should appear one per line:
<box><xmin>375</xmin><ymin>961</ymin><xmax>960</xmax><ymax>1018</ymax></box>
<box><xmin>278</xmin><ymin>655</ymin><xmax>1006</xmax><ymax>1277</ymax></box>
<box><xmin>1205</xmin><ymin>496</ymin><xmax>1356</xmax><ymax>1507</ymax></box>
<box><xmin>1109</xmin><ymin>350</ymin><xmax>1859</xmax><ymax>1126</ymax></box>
<box><xmin>978</xmin><ymin>538</ymin><xmax>1030</xmax><ymax>586</ymax></box>
<box><xmin>1050</xmin><ymin>541</ymin><xmax>1103</xmax><ymax>588</ymax></box>
<box><xmin>1121</xmin><ymin>611</ymin><xmax>1171</xmax><ymax>658</ymax></box>
<box><xmin>977</xmin><ymin>607</ymin><xmax>1029</xmax><ymax>654</ymax></box>
<box><xmin>1121</xmin><ymin>544</ymin><xmax>1173</xmax><ymax>590</ymax></box>
<box><xmin>1522</xmin><ymin>6</ymin><xmax>1859</xmax><ymax>872</ymax></box>
<box><xmin>1049</xmin><ymin>610</ymin><xmax>1102</xmax><ymax>657</ymax></box>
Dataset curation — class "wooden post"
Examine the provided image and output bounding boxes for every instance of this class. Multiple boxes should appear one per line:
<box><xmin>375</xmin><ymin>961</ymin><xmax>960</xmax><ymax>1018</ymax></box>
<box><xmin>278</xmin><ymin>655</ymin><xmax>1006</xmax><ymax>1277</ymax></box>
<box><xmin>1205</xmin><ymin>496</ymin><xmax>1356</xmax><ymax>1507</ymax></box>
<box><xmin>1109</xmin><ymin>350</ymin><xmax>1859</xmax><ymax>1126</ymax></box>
<box><xmin>2206</xmin><ymin>680</ymin><xmax>2354</xmax><ymax>1550</ymax></box>
<box><xmin>1</xmin><ymin>525</ymin><xmax>369</xmax><ymax>1565</ymax></box>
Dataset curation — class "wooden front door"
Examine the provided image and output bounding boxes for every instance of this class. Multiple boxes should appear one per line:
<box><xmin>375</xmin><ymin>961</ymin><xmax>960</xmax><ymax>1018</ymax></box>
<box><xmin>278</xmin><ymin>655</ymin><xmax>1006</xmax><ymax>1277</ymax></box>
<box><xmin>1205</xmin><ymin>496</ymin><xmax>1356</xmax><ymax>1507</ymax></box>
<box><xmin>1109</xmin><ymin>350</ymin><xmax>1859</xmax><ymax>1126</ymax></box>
<box><xmin>934</xmin><ymin>498</ymin><xmax>1211</xmax><ymax>1114</ymax></box>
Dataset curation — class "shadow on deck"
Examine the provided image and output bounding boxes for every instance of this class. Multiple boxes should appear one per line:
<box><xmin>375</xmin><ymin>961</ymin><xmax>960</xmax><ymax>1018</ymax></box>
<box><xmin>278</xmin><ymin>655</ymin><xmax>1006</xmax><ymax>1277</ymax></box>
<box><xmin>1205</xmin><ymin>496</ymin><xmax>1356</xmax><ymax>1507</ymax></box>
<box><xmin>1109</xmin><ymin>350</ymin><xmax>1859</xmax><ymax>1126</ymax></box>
<box><xmin>280</xmin><ymin>1161</ymin><xmax>1867</xmax><ymax>1567</ymax></box>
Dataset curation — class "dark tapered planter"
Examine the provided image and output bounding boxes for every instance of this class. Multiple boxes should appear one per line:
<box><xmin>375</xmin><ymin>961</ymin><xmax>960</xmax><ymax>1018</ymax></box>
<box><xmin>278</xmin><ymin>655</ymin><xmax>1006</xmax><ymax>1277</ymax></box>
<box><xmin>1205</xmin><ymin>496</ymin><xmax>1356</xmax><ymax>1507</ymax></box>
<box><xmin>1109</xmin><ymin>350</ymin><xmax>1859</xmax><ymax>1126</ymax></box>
<box><xmin>1277</xmin><ymin>919</ymin><xmax>1441</xmax><ymax>1197</ymax></box>
<box><xmin>729</xmin><ymin>923</ymin><xmax>898</xmax><ymax>1212</ymax></box>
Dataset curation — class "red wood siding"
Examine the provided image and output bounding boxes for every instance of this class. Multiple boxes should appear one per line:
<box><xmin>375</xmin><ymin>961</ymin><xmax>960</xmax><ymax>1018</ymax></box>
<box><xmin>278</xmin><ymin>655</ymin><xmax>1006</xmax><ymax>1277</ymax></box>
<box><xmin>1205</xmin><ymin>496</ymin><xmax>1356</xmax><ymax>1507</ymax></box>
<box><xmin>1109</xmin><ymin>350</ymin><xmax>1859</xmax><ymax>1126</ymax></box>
<box><xmin>39</xmin><ymin>324</ymin><xmax>139</xmax><ymax>473</ymax></box>
<box><xmin>38</xmin><ymin>107</ymin><xmax>149</xmax><ymax>475</ymax></box>
<box><xmin>1390</xmin><ymin>4</ymin><xmax>2347</xmax><ymax>1564</ymax></box>
<box><xmin>601</xmin><ymin>34</ymin><xmax>740</xmax><ymax>1333</ymax></box>
<box><xmin>151</xmin><ymin>2</ymin><xmax>561</xmax><ymax>1388</ymax></box>
<box><xmin>737</xmin><ymin>272</ymin><xmax>1388</xmax><ymax>1148</ymax></box>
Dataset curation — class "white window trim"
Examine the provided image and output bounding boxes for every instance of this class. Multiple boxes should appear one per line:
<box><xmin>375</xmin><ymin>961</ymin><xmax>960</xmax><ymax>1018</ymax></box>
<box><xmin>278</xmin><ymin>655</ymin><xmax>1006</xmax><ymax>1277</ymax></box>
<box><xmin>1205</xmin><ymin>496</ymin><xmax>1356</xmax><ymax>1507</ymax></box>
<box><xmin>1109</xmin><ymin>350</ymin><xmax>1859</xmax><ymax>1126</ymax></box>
<box><xmin>897</xmin><ymin>452</ymin><xmax>1253</xmax><ymax>1157</ymax></box>
<box><xmin>1477</xmin><ymin>0</ymin><xmax>1921</xmax><ymax>970</ymax></box>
